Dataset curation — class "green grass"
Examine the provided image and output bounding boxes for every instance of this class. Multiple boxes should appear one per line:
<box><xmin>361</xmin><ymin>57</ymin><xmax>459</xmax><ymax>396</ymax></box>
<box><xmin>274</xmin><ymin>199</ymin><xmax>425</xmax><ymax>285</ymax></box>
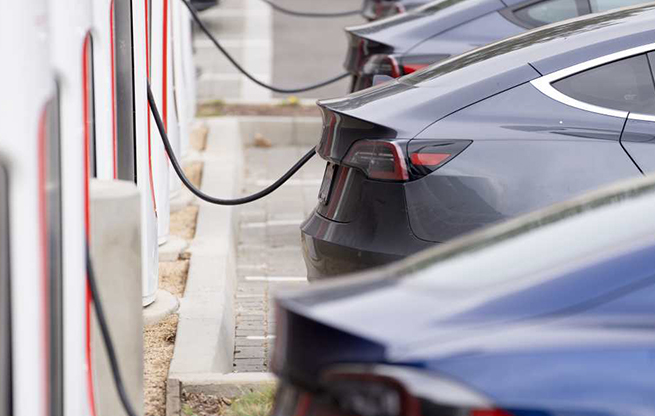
<box><xmin>224</xmin><ymin>386</ymin><xmax>276</xmax><ymax>416</ymax></box>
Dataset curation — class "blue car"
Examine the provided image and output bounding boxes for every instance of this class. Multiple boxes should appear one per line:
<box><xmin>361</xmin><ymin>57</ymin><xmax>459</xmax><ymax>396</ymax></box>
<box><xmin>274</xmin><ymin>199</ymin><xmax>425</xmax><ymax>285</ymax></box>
<box><xmin>272</xmin><ymin>175</ymin><xmax>655</xmax><ymax>416</ymax></box>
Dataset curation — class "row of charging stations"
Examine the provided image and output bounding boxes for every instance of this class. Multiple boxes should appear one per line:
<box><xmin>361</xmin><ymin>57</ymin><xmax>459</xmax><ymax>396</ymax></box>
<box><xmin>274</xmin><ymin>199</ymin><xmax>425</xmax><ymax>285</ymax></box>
<box><xmin>0</xmin><ymin>0</ymin><xmax>197</xmax><ymax>414</ymax></box>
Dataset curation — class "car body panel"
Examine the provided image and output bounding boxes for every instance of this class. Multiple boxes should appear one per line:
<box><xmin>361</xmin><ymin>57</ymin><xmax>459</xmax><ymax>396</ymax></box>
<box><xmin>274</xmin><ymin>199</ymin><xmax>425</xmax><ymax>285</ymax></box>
<box><xmin>276</xmin><ymin>177</ymin><xmax>655</xmax><ymax>414</ymax></box>
<box><xmin>349</xmin><ymin>0</ymin><xmax>506</xmax><ymax>54</ymax></box>
<box><xmin>302</xmin><ymin>173</ymin><xmax>433</xmax><ymax>279</ymax></box>
<box><xmin>621</xmin><ymin>116</ymin><xmax>655</xmax><ymax>173</ymax></box>
<box><xmin>406</xmin><ymin>10</ymin><xmax>525</xmax><ymax>56</ymax></box>
<box><xmin>318</xmin><ymin>64</ymin><xmax>540</xmax><ymax>162</ymax></box>
<box><xmin>407</xmin><ymin>82</ymin><xmax>639</xmax><ymax>242</ymax></box>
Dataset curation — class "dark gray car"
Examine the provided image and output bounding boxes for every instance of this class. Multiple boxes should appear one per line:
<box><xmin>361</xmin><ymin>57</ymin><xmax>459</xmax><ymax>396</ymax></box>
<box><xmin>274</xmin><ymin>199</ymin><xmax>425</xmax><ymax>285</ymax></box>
<box><xmin>348</xmin><ymin>0</ymin><xmax>647</xmax><ymax>91</ymax></box>
<box><xmin>302</xmin><ymin>3</ymin><xmax>655</xmax><ymax>278</ymax></box>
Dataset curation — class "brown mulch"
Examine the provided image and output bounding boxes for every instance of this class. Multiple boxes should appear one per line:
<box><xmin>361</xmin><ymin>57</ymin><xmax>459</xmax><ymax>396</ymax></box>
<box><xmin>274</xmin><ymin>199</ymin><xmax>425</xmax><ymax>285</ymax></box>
<box><xmin>197</xmin><ymin>102</ymin><xmax>321</xmax><ymax>118</ymax></box>
<box><xmin>182</xmin><ymin>392</ymin><xmax>227</xmax><ymax>416</ymax></box>
<box><xmin>144</xmin><ymin>314</ymin><xmax>179</xmax><ymax>416</ymax></box>
<box><xmin>190</xmin><ymin>125</ymin><xmax>209</xmax><ymax>151</ymax></box>
<box><xmin>159</xmin><ymin>260</ymin><xmax>190</xmax><ymax>298</ymax></box>
<box><xmin>144</xmin><ymin>159</ymin><xmax>204</xmax><ymax>416</ymax></box>
<box><xmin>185</xmin><ymin>162</ymin><xmax>204</xmax><ymax>189</ymax></box>
<box><xmin>170</xmin><ymin>206</ymin><xmax>200</xmax><ymax>241</ymax></box>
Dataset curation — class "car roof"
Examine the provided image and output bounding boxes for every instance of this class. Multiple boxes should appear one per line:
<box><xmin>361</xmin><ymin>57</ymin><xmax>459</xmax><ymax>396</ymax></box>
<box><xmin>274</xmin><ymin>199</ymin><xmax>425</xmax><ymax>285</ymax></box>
<box><xmin>403</xmin><ymin>2</ymin><xmax>655</xmax><ymax>87</ymax></box>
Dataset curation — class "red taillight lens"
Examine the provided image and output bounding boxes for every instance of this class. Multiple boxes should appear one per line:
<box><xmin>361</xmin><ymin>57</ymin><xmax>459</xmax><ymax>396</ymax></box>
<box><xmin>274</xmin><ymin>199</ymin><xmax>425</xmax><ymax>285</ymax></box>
<box><xmin>408</xmin><ymin>140</ymin><xmax>472</xmax><ymax>177</ymax></box>
<box><xmin>343</xmin><ymin>140</ymin><xmax>409</xmax><ymax>181</ymax></box>
<box><xmin>402</xmin><ymin>63</ymin><xmax>429</xmax><ymax>74</ymax></box>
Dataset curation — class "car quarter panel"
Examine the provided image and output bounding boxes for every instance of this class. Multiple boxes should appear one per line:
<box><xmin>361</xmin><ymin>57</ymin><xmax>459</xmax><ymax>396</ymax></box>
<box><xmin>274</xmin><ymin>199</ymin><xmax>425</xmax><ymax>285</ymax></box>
<box><xmin>621</xmin><ymin>117</ymin><xmax>655</xmax><ymax>173</ymax></box>
<box><xmin>407</xmin><ymin>82</ymin><xmax>639</xmax><ymax>243</ymax></box>
<box><xmin>406</xmin><ymin>10</ymin><xmax>525</xmax><ymax>57</ymax></box>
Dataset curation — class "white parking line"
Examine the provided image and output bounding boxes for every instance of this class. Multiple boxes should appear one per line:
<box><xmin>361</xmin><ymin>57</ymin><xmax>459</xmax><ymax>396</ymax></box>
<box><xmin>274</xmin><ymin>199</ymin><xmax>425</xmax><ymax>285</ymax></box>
<box><xmin>245</xmin><ymin>276</ymin><xmax>307</xmax><ymax>282</ymax></box>
<box><xmin>246</xmin><ymin>335</ymin><xmax>276</xmax><ymax>340</ymax></box>
<box><xmin>241</xmin><ymin>219</ymin><xmax>304</xmax><ymax>229</ymax></box>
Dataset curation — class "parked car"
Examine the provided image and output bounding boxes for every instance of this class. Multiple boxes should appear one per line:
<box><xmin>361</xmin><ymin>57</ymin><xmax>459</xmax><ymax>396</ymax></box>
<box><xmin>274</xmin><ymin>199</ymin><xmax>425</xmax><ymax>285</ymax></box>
<box><xmin>274</xmin><ymin>174</ymin><xmax>655</xmax><ymax>416</ymax></box>
<box><xmin>347</xmin><ymin>0</ymin><xmax>647</xmax><ymax>91</ymax></box>
<box><xmin>361</xmin><ymin>0</ymin><xmax>432</xmax><ymax>20</ymax></box>
<box><xmin>303</xmin><ymin>3</ymin><xmax>655</xmax><ymax>278</ymax></box>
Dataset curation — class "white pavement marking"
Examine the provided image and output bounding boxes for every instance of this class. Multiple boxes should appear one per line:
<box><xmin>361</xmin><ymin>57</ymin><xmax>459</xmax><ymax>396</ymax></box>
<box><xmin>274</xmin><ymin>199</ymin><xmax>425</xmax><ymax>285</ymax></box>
<box><xmin>244</xmin><ymin>276</ymin><xmax>307</xmax><ymax>282</ymax></box>
<box><xmin>247</xmin><ymin>335</ymin><xmax>276</xmax><ymax>340</ymax></box>
<box><xmin>241</xmin><ymin>219</ymin><xmax>304</xmax><ymax>229</ymax></box>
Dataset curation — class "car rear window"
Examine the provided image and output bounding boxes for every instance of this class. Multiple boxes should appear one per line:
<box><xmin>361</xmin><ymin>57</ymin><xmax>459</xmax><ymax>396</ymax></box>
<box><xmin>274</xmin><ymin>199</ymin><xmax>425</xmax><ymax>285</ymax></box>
<box><xmin>553</xmin><ymin>54</ymin><xmax>655</xmax><ymax>115</ymax></box>
<box><xmin>514</xmin><ymin>0</ymin><xmax>582</xmax><ymax>26</ymax></box>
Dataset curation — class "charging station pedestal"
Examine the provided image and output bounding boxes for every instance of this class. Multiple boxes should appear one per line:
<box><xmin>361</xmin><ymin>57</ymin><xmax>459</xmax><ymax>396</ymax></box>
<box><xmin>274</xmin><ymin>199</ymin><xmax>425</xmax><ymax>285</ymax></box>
<box><xmin>92</xmin><ymin>0</ymin><xmax>119</xmax><ymax>180</ymax></box>
<box><xmin>48</xmin><ymin>0</ymin><xmax>99</xmax><ymax>413</ymax></box>
<box><xmin>0</xmin><ymin>2</ymin><xmax>56</xmax><ymax>415</ymax></box>
<box><xmin>151</xmin><ymin>0</ymin><xmax>172</xmax><ymax>245</ymax></box>
<box><xmin>111</xmin><ymin>0</ymin><xmax>160</xmax><ymax>306</ymax></box>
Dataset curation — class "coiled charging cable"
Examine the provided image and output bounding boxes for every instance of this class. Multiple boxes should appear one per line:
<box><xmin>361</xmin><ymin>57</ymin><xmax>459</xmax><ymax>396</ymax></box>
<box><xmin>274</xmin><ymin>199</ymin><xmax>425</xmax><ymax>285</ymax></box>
<box><xmin>181</xmin><ymin>0</ymin><xmax>351</xmax><ymax>94</ymax></box>
<box><xmin>148</xmin><ymin>84</ymin><xmax>317</xmax><ymax>205</ymax></box>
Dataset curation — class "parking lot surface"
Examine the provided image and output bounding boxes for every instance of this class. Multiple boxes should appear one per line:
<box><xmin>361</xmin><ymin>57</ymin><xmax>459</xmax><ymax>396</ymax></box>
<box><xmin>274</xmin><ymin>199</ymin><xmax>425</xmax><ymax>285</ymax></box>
<box><xmin>271</xmin><ymin>0</ymin><xmax>363</xmax><ymax>99</ymax></box>
<box><xmin>233</xmin><ymin>144</ymin><xmax>325</xmax><ymax>372</ymax></box>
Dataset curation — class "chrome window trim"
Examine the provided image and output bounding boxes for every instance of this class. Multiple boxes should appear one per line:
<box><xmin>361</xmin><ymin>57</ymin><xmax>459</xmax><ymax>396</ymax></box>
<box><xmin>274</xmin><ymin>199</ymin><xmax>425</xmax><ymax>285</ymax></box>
<box><xmin>629</xmin><ymin>112</ymin><xmax>655</xmax><ymax>122</ymax></box>
<box><xmin>530</xmin><ymin>42</ymin><xmax>655</xmax><ymax>118</ymax></box>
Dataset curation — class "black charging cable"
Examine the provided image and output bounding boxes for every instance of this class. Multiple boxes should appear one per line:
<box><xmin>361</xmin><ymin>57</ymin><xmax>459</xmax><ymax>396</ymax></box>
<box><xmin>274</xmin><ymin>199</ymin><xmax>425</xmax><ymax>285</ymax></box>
<box><xmin>86</xmin><ymin>245</ymin><xmax>139</xmax><ymax>416</ymax></box>
<box><xmin>181</xmin><ymin>0</ymin><xmax>351</xmax><ymax>94</ymax></box>
<box><xmin>147</xmin><ymin>84</ymin><xmax>317</xmax><ymax>205</ymax></box>
<box><xmin>257</xmin><ymin>0</ymin><xmax>362</xmax><ymax>18</ymax></box>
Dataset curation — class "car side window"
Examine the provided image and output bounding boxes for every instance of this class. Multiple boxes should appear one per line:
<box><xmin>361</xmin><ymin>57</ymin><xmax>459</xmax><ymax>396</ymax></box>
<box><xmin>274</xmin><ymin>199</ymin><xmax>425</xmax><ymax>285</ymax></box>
<box><xmin>513</xmin><ymin>0</ymin><xmax>583</xmax><ymax>27</ymax></box>
<box><xmin>553</xmin><ymin>54</ymin><xmax>655</xmax><ymax>115</ymax></box>
<box><xmin>590</xmin><ymin>0</ymin><xmax>646</xmax><ymax>12</ymax></box>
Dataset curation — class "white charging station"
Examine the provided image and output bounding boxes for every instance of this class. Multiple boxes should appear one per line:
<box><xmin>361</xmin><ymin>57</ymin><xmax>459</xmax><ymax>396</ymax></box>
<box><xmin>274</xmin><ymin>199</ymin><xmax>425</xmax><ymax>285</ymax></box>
<box><xmin>48</xmin><ymin>0</ymin><xmax>97</xmax><ymax>413</ymax></box>
<box><xmin>92</xmin><ymin>0</ymin><xmax>119</xmax><ymax>180</ymax></box>
<box><xmin>174</xmin><ymin>1</ymin><xmax>193</xmax><ymax>158</ymax></box>
<box><xmin>132</xmin><ymin>0</ymin><xmax>161</xmax><ymax>305</ymax></box>
<box><xmin>151</xmin><ymin>0</ymin><xmax>172</xmax><ymax>245</ymax></box>
<box><xmin>0</xmin><ymin>2</ymin><xmax>55</xmax><ymax>415</ymax></box>
<box><xmin>181</xmin><ymin>6</ymin><xmax>197</xmax><ymax>153</ymax></box>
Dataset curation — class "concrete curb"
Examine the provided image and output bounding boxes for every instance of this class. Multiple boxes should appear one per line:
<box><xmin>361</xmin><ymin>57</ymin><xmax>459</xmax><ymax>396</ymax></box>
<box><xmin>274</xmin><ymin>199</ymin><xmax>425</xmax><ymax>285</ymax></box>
<box><xmin>166</xmin><ymin>115</ymin><xmax>319</xmax><ymax>415</ymax></box>
<box><xmin>177</xmin><ymin>373</ymin><xmax>276</xmax><ymax>397</ymax></box>
<box><xmin>167</xmin><ymin>117</ymin><xmax>243</xmax><ymax>415</ymax></box>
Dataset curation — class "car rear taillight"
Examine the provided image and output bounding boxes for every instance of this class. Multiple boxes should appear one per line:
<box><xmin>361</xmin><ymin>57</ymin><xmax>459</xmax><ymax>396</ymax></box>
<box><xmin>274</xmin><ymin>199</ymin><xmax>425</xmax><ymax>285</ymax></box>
<box><xmin>364</xmin><ymin>54</ymin><xmax>451</xmax><ymax>83</ymax></box>
<box><xmin>363</xmin><ymin>55</ymin><xmax>402</xmax><ymax>79</ymax></box>
<box><xmin>319</xmin><ymin>366</ymin><xmax>502</xmax><ymax>416</ymax></box>
<box><xmin>343</xmin><ymin>139</ymin><xmax>471</xmax><ymax>181</ymax></box>
<box><xmin>343</xmin><ymin>140</ymin><xmax>409</xmax><ymax>181</ymax></box>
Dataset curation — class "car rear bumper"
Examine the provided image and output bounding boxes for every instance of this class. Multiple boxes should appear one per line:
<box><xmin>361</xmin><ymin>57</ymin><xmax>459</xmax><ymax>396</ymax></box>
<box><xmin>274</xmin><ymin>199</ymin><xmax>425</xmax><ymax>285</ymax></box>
<box><xmin>300</xmin><ymin>207</ymin><xmax>434</xmax><ymax>280</ymax></box>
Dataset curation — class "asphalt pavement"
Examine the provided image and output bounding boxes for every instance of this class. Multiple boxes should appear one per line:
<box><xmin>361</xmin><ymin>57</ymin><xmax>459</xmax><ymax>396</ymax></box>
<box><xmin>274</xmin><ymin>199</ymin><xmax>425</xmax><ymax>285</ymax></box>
<box><xmin>271</xmin><ymin>0</ymin><xmax>365</xmax><ymax>99</ymax></box>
